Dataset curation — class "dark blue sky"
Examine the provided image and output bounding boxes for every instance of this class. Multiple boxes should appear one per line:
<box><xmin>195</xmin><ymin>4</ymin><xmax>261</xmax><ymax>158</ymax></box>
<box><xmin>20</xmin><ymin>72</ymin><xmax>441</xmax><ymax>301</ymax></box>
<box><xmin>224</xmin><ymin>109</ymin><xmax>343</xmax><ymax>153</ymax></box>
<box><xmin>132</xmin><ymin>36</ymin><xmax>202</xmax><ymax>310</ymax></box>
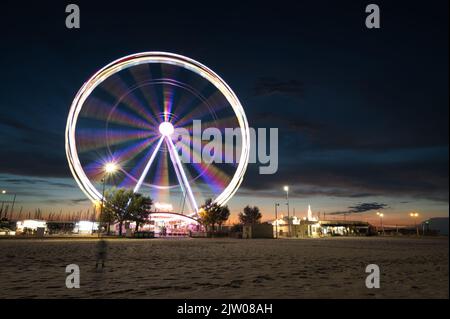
<box><xmin>0</xmin><ymin>0</ymin><xmax>448</xmax><ymax>222</ymax></box>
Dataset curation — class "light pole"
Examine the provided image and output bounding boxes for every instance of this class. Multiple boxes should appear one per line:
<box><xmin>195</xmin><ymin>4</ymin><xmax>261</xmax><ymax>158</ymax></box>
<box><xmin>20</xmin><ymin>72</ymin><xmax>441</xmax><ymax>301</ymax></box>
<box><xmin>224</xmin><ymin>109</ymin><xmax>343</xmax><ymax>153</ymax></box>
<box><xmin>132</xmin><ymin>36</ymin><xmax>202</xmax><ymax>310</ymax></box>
<box><xmin>275</xmin><ymin>203</ymin><xmax>280</xmax><ymax>239</ymax></box>
<box><xmin>10</xmin><ymin>193</ymin><xmax>16</xmax><ymax>220</ymax></box>
<box><xmin>410</xmin><ymin>212</ymin><xmax>419</xmax><ymax>236</ymax></box>
<box><xmin>284</xmin><ymin>186</ymin><xmax>290</xmax><ymax>237</ymax></box>
<box><xmin>99</xmin><ymin>162</ymin><xmax>119</xmax><ymax>236</ymax></box>
<box><xmin>0</xmin><ymin>190</ymin><xmax>5</xmax><ymax>219</ymax></box>
<box><xmin>1</xmin><ymin>190</ymin><xmax>16</xmax><ymax>220</ymax></box>
<box><xmin>376</xmin><ymin>212</ymin><xmax>384</xmax><ymax>235</ymax></box>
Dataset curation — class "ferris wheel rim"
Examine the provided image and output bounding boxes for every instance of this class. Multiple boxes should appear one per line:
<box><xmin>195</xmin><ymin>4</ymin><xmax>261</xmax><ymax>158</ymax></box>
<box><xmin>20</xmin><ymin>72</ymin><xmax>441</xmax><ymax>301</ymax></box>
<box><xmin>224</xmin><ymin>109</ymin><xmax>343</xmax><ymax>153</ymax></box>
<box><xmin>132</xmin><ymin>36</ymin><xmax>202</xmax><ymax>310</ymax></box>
<box><xmin>65</xmin><ymin>51</ymin><xmax>250</xmax><ymax>208</ymax></box>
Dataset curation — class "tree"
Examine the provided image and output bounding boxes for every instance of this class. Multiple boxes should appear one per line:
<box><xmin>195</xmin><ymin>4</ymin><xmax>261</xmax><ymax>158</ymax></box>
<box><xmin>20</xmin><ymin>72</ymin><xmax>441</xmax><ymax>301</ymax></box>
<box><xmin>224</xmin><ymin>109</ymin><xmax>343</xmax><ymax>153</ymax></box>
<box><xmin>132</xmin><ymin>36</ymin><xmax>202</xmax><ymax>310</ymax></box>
<box><xmin>103</xmin><ymin>188</ymin><xmax>133</xmax><ymax>236</ymax></box>
<box><xmin>217</xmin><ymin>205</ymin><xmax>230</xmax><ymax>230</ymax></box>
<box><xmin>198</xmin><ymin>198</ymin><xmax>214</xmax><ymax>231</ymax></box>
<box><xmin>239</xmin><ymin>205</ymin><xmax>262</xmax><ymax>225</ymax></box>
<box><xmin>99</xmin><ymin>203</ymin><xmax>115</xmax><ymax>235</ymax></box>
<box><xmin>128</xmin><ymin>193</ymin><xmax>153</xmax><ymax>232</ymax></box>
<box><xmin>103</xmin><ymin>188</ymin><xmax>153</xmax><ymax>236</ymax></box>
<box><xmin>199</xmin><ymin>198</ymin><xmax>230</xmax><ymax>232</ymax></box>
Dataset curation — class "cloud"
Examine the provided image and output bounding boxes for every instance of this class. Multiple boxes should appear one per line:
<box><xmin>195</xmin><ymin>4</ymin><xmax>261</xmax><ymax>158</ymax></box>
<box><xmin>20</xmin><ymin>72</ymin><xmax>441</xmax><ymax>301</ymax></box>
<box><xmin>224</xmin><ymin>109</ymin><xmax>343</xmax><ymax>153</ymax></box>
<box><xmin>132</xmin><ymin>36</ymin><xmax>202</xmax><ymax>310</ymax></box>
<box><xmin>252</xmin><ymin>112</ymin><xmax>321</xmax><ymax>135</ymax></box>
<box><xmin>0</xmin><ymin>176</ymin><xmax>75</xmax><ymax>188</ymax></box>
<box><xmin>328</xmin><ymin>202</ymin><xmax>388</xmax><ymax>215</ymax></box>
<box><xmin>253</xmin><ymin>77</ymin><xmax>304</xmax><ymax>97</ymax></box>
<box><xmin>70</xmin><ymin>198</ymin><xmax>90</xmax><ymax>205</ymax></box>
<box><xmin>240</xmin><ymin>156</ymin><xmax>449</xmax><ymax>203</ymax></box>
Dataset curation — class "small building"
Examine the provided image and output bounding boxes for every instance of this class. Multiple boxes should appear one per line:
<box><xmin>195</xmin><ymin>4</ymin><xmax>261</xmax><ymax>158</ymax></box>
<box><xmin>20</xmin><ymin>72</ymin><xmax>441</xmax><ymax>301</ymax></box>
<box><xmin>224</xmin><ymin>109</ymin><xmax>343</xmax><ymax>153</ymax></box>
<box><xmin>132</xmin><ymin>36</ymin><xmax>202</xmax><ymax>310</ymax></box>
<box><xmin>292</xmin><ymin>220</ymin><xmax>322</xmax><ymax>238</ymax></box>
<box><xmin>422</xmin><ymin>217</ymin><xmax>449</xmax><ymax>236</ymax></box>
<box><xmin>270</xmin><ymin>217</ymin><xmax>374</xmax><ymax>238</ymax></box>
<box><xmin>46</xmin><ymin>221</ymin><xmax>75</xmax><ymax>234</ymax></box>
<box><xmin>319</xmin><ymin>220</ymin><xmax>373</xmax><ymax>236</ymax></box>
<box><xmin>243</xmin><ymin>223</ymin><xmax>273</xmax><ymax>239</ymax></box>
<box><xmin>73</xmin><ymin>220</ymin><xmax>99</xmax><ymax>234</ymax></box>
<box><xmin>270</xmin><ymin>205</ymin><xmax>377</xmax><ymax>237</ymax></box>
<box><xmin>16</xmin><ymin>220</ymin><xmax>47</xmax><ymax>235</ymax></box>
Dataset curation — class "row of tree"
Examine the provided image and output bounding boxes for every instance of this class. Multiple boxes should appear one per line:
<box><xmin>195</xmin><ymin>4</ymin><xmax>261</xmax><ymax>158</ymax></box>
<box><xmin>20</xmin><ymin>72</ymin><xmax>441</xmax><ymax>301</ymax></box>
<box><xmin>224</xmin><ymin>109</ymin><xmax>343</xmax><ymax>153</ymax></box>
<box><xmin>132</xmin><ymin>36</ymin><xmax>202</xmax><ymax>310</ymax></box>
<box><xmin>100</xmin><ymin>188</ymin><xmax>263</xmax><ymax>235</ymax></box>
<box><xmin>199</xmin><ymin>200</ymin><xmax>263</xmax><ymax>231</ymax></box>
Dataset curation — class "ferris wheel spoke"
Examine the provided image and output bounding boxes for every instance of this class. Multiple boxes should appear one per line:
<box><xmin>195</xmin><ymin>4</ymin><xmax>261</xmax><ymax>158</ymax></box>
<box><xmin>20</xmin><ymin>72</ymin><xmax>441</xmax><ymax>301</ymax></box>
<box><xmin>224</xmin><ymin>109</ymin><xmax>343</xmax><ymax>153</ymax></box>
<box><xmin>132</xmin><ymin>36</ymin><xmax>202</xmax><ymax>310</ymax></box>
<box><xmin>111</xmin><ymin>135</ymin><xmax>159</xmax><ymax>164</ymax></box>
<box><xmin>174</xmin><ymin>90</ymin><xmax>227</xmax><ymax>128</ymax></box>
<box><xmin>99</xmin><ymin>74</ymin><xmax>158</xmax><ymax>127</ymax></box>
<box><xmin>166</xmin><ymin>137</ymin><xmax>199</xmax><ymax>213</ymax></box>
<box><xmin>133</xmin><ymin>136</ymin><xmax>165</xmax><ymax>194</ymax></box>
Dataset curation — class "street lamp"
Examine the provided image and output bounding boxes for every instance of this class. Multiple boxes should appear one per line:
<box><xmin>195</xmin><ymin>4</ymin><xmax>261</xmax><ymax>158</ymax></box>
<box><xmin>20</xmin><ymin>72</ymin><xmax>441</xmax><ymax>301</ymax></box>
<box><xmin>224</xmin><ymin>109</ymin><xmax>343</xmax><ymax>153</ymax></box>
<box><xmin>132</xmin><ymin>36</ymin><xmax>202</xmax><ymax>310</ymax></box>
<box><xmin>376</xmin><ymin>212</ymin><xmax>384</xmax><ymax>235</ymax></box>
<box><xmin>283</xmin><ymin>186</ymin><xmax>290</xmax><ymax>237</ymax></box>
<box><xmin>410</xmin><ymin>212</ymin><xmax>419</xmax><ymax>236</ymax></box>
<box><xmin>0</xmin><ymin>190</ymin><xmax>5</xmax><ymax>219</ymax></box>
<box><xmin>0</xmin><ymin>190</ymin><xmax>16</xmax><ymax>220</ymax></box>
<box><xmin>274</xmin><ymin>203</ymin><xmax>280</xmax><ymax>239</ymax></box>
<box><xmin>104</xmin><ymin>162</ymin><xmax>118</xmax><ymax>174</ymax></box>
<box><xmin>99</xmin><ymin>162</ymin><xmax>119</xmax><ymax>236</ymax></box>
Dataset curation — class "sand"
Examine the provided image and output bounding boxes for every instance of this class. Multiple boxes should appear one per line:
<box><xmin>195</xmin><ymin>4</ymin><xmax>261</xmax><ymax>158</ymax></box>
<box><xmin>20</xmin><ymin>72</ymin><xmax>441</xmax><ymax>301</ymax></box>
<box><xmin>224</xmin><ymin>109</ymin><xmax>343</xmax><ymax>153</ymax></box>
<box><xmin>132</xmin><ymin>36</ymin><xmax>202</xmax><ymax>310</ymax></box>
<box><xmin>0</xmin><ymin>237</ymin><xmax>447</xmax><ymax>299</ymax></box>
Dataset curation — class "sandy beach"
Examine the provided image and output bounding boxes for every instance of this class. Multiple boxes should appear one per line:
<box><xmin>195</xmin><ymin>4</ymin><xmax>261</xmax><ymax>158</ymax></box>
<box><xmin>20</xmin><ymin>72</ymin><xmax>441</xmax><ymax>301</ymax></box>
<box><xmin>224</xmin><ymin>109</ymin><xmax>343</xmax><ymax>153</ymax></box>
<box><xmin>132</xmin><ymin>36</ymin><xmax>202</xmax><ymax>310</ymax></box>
<box><xmin>0</xmin><ymin>237</ymin><xmax>447</xmax><ymax>299</ymax></box>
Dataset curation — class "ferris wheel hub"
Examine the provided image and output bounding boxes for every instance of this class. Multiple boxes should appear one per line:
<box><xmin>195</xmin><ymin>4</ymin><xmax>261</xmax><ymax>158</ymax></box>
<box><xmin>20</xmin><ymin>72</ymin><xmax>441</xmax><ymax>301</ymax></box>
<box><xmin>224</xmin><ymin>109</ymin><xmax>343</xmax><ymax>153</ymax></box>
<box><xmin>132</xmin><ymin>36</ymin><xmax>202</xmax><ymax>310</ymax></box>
<box><xmin>159</xmin><ymin>121</ymin><xmax>174</xmax><ymax>136</ymax></box>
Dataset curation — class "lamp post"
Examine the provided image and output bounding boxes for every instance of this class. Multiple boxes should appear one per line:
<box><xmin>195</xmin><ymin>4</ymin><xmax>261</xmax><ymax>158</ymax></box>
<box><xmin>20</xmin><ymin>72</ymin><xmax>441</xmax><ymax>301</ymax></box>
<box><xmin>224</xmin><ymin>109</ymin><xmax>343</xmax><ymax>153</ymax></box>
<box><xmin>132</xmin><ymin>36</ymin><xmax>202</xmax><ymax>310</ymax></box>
<box><xmin>10</xmin><ymin>193</ymin><xmax>16</xmax><ymax>220</ymax></box>
<box><xmin>410</xmin><ymin>212</ymin><xmax>419</xmax><ymax>236</ymax></box>
<box><xmin>1</xmin><ymin>190</ymin><xmax>16</xmax><ymax>220</ymax></box>
<box><xmin>99</xmin><ymin>162</ymin><xmax>119</xmax><ymax>236</ymax></box>
<box><xmin>376</xmin><ymin>212</ymin><xmax>384</xmax><ymax>235</ymax></box>
<box><xmin>0</xmin><ymin>190</ymin><xmax>5</xmax><ymax>219</ymax></box>
<box><xmin>283</xmin><ymin>186</ymin><xmax>290</xmax><ymax>237</ymax></box>
<box><xmin>275</xmin><ymin>203</ymin><xmax>280</xmax><ymax>239</ymax></box>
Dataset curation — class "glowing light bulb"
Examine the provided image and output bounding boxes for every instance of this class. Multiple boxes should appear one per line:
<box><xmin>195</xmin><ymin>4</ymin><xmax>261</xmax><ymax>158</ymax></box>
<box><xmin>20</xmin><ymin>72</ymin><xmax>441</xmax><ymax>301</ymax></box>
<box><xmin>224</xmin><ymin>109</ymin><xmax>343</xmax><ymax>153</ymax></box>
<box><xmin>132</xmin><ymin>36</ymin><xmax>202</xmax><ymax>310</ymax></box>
<box><xmin>159</xmin><ymin>121</ymin><xmax>174</xmax><ymax>136</ymax></box>
<box><xmin>104</xmin><ymin>162</ymin><xmax>118</xmax><ymax>173</ymax></box>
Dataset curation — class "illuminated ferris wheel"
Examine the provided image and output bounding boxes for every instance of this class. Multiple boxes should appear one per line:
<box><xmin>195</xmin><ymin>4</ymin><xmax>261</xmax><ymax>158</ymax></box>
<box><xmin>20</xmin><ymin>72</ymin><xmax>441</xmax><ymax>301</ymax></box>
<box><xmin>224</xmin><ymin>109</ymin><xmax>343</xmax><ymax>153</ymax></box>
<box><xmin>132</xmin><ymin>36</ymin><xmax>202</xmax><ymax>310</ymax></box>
<box><xmin>65</xmin><ymin>52</ymin><xmax>250</xmax><ymax>216</ymax></box>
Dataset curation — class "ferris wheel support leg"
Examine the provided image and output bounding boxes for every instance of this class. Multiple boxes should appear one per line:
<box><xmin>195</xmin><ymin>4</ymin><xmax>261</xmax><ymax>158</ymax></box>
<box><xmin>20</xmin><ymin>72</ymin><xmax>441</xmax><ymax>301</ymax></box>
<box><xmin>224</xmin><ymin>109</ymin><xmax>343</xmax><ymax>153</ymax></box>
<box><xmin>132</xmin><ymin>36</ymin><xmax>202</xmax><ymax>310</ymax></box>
<box><xmin>166</xmin><ymin>138</ymin><xmax>187</xmax><ymax>202</ymax></box>
<box><xmin>166</xmin><ymin>138</ymin><xmax>199</xmax><ymax>213</ymax></box>
<box><xmin>133</xmin><ymin>136</ymin><xmax>165</xmax><ymax>194</ymax></box>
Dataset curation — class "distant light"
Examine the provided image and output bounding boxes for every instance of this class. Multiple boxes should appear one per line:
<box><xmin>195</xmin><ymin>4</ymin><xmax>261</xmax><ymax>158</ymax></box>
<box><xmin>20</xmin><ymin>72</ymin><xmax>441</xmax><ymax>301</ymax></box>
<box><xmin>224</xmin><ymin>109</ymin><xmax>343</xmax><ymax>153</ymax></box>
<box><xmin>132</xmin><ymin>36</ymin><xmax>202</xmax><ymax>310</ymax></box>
<box><xmin>75</xmin><ymin>220</ymin><xmax>98</xmax><ymax>233</ymax></box>
<box><xmin>154</xmin><ymin>202</ymin><xmax>174</xmax><ymax>212</ymax></box>
<box><xmin>159</xmin><ymin>121</ymin><xmax>174</xmax><ymax>136</ymax></box>
<box><xmin>1</xmin><ymin>190</ymin><xmax>5</xmax><ymax>194</ymax></box>
<box><xmin>16</xmin><ymin>220</ymin><xmax>46</xmax><ymax>231</ymax></box>
<box><xmin>104</xmin><ymin>162</ymin><xmax>118</xmax><ymax>174</ymax></box>
<box><xmin>283</xmin><ymin>186</ymin><xmax>289</xmax><ymax>192</ymax></box>
<box><xmin>148</xmin><ymin>212</ymin><xmax>200</xmax><ymax>225</ymax></box>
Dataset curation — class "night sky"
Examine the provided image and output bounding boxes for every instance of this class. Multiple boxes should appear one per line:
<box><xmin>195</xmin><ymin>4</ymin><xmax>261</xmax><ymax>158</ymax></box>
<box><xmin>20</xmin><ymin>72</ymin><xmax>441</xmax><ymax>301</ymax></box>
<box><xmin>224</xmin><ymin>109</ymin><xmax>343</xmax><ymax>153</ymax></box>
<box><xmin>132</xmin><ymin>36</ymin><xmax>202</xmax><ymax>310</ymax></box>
<box><xmin>0</xmin><ymin>0</ymin><xmax>448</xmax><ymax>224</ymax></box>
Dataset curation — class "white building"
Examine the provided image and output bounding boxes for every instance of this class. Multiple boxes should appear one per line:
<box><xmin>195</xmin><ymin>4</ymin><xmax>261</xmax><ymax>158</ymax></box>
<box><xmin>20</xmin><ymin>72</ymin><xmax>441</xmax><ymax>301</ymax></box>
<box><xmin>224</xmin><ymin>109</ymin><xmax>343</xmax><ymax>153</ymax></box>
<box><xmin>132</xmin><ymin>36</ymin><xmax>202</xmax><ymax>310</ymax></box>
<box><xmin>16</xmin><ymin>220</ymin><xmax>47</xmax><ymax>234</ymax></box>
